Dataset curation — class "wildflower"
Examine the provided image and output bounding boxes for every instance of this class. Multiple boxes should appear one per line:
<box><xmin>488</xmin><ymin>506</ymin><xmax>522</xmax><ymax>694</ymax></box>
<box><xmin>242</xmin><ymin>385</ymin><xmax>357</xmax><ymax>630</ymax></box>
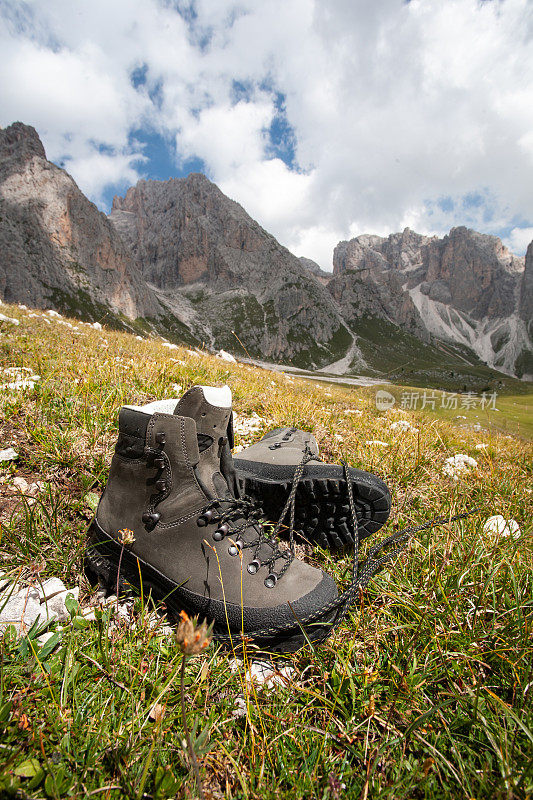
<box><xmin>118</xmin><ymin>528</ymin><xmax>135</xmax><ymax>547</ymax></box>
<box><xmin>176</xmin><ymin>610</ymin><xmax>212</xmax><ymax>655</ymax></box>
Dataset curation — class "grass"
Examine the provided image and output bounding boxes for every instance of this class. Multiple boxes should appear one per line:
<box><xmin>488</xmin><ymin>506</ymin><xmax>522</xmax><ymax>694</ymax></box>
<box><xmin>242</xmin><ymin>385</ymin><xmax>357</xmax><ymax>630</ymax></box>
<box><xmin>0</xmin><ymin>301</ymin><xmax>532</xmax><ymax>799</ymax></box>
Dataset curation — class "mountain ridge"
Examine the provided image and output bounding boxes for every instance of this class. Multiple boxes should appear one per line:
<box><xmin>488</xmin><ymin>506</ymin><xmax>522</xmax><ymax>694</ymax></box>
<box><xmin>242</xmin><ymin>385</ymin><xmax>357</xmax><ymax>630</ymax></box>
<box><xmin>1</xmin><ymin>121</ymin><xmax>531</xmax><ymax>385</ymax></box>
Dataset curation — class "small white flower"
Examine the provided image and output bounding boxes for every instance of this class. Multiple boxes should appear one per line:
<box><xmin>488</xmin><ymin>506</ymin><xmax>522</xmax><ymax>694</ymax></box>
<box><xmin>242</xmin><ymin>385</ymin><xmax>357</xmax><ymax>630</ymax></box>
<box><xmin>475</xmin><ymin>443</ymin><xmax>488</xmax><ymax>450</ymax></box>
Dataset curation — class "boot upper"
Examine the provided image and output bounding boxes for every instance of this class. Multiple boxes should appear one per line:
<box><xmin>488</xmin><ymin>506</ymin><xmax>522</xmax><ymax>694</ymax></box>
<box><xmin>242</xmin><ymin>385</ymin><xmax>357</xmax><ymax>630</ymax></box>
<box><xmin>95</xmin><ymin>389</ymin><xmax>337</xmax><ymax>629</ymax></box>
<box><xmin>235</xmin><ymin>427</ymin><xmax>320</xmax><ymax>467</ymax></box>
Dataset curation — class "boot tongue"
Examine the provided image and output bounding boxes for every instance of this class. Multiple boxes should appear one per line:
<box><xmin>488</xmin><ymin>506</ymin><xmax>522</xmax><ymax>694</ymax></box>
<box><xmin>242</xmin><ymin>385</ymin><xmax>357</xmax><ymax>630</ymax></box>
<box><xmin>173</xmin><ymin>386</ymin><xmax>235</xmax><ymax>499</ymax></box>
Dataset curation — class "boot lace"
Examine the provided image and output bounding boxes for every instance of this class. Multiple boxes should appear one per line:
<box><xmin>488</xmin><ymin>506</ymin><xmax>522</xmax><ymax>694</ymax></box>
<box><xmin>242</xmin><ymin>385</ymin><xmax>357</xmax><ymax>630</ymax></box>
<box><xmin>196</xmin><ymin>495</ymin><xmax>293</xmax><ymax>585</ymax></box>
<box><xmin>213</xmin><ymin>447</ymin><xmax>478</xmax><ymax>644</ymax></box>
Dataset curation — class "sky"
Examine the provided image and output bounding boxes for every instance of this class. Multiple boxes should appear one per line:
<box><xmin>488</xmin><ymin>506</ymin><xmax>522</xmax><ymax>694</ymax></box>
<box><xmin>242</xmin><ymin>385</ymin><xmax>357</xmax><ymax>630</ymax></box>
<box><xmin>1</xmin><ymin>0</ymin><xmax>532</xmax><ymax>269</ymax></box>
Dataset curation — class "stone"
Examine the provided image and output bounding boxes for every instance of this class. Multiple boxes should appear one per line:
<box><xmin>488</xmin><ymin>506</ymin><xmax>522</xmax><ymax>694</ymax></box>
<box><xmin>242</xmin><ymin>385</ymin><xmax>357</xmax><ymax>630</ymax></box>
<box><xmin>0</xmin><ymin>583</ymin><xmax>42</xmax><ymax>635</ymax></box>
<box><xmin>38</xmin><ymin>578</ymin><xmax>79</xmax><ymax>622</ymax></box>
<box><xmin>483</xmin><ymin>515</ymin><xmax>521</xmax><ymax>539</ymax></box>
<box><xmin>0</xmin><ymin>447</ymin><xmax>18</xmax><ymax>461</ymax></box>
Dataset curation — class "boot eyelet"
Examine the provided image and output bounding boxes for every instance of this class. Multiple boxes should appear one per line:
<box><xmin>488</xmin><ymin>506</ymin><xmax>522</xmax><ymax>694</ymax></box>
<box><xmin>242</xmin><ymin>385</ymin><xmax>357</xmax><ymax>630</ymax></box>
<box><xmin>142</xmin><ymin>511</ymin><xmax>160</xmax><ymax>527</ymax></box>
<box><xmin>154</xmin><ymin>457</ymin><xmax>165</xmax><ymax>470</ymax></box>
<box><xmin>155</xmin><ymin>432</ymin><xmax>166</xmax><ymax>445</ymax></box>
<box><xmin>155</xmin><ymin>480</ymin><xmax>167</xmax><ymax>492</ymax></box>
<box><xmin>212</xmin><ymin>529</ymin><xmax>224</xmax><ymax>541</ymax></box>
<box><xmin>247</xmin><ymin>560</ymin><xmax>260</xmax><ymax>575</ymax></box>
<box><xmin>264</xmin><ymin>573</ymin><xmax>277</xmax><ymax>589</ymax></box>
<box><xmin>197</xmin><ymin>509</ymin><xmax>215</xmax><ymax>527</ymax></box>
<box><xmin>228</xmin><ymin>540</ymin><xmax>242</xmax><ymax>556</ymax></box>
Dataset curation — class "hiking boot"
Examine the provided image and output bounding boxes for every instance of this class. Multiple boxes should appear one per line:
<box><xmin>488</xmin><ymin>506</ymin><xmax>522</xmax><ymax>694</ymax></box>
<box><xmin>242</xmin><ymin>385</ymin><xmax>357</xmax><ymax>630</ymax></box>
<box><xmin>85</xmin><ymin>387</ymin><xmax>339</xmax><ymax>652</ymax></box>
<box><xmin>234</xmin><ymin>427</ymin><xmax>391</xmax><ymax>550</ymax></box>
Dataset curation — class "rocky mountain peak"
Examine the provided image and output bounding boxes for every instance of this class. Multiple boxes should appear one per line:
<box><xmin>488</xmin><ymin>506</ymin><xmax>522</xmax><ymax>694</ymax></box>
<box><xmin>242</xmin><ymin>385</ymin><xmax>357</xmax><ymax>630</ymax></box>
<box><xmin>0</xmin><ymin>122</ymin><xmax>46</xmax><ymax>162</ymax></box>
<box><xmin>0</xmin><ymin>120</ymin><xmax>158</xmax><ymax>321</ymax></box>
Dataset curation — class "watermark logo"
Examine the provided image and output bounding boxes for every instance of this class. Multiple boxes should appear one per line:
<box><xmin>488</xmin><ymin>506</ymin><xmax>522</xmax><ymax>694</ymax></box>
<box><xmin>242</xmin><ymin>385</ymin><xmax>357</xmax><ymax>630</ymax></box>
<box><xmin>374</xmin><ymin>388</ymin><xmax>499</xmax><ymax>412</ymax></box>
<box><xmin>375</xmin><ymin>389</ymin><xmax>396</xmax><ymax>411</ymax></box>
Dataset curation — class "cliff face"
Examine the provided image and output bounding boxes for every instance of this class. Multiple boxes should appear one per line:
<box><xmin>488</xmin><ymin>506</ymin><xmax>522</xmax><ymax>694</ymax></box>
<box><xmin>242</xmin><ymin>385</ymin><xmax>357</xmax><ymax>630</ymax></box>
<box><xmin>330</xmin><ymin>226</ymin><xmax>531</xmax><ymax>378</ymax></box>
<box><xmin>520</xmin><ymin>242</ymin><xmax>533</xmax><ymax>329</ymax></box>
<box><xmin>0</xmin><ymin>122</ymin><xmax>159</xmax><ymax>321</ymax></box>
<box><xmin>110</xmin><ymin>175</ymin><xmax>352</xmax><ymax>368</ymax></box>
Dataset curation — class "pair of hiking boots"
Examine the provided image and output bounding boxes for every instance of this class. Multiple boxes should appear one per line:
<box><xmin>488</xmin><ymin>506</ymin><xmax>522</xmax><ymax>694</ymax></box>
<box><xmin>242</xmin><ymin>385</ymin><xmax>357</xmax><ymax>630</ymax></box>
<box><xmin>86</xmin><ymin>385</ymin><xmax>391</xmax><ymax>653</ymax></box>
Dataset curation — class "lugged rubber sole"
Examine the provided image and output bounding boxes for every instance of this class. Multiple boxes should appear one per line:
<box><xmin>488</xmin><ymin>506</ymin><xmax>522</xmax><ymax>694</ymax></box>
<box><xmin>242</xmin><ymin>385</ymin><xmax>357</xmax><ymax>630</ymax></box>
<box><xmin>84</xmin><ymin>521</ymin><xmax>337</xmax><ymax>654</ymax></box>
<box><xmin>235</xmin><ymin>460</ymin><xmax>391</xmax><ymax>550</ymax></box>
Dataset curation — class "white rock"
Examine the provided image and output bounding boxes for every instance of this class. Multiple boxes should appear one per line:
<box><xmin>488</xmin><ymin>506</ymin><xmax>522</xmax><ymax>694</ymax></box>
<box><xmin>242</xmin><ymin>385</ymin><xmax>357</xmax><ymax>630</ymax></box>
<box><xmin>0</xmin><ymin>584</ymin><xmax>42</xmax><ymax>635</ymax></box>
<box><xmin>46</xmin><ymin>310</ymin><xmax>62</xmax><ymax>318</ymax></box>
<box><xmin>38</xmin><ymin>579</ymin><xmax>79</xmax><ymax>623</ymax></box>
<box><xmin>442</xmin><ymin>454</ymin><xmax>478</xmax><ymax>480</ymax></box>
<box><xmin>135</xmin><ymin>335</ymin><xmax>144</xmax><ymax>341</ymax></box>
<box><xmin>37</xmin><ymin>631</ymin><xmax>56</xmax><ymax>646</ymax></box>
<box><xmin>1</xmin><ymin>379</ymin><xmax>38</xmax><ymax>390</ymax></box>
<box><xmin>483</xmin><ymin>515</ymin><xmax>521</xmax><ymax>539</ymax></box>
<box><xmin>162</xmin><ymin>342</ymin><xmax>178</xmax><ymax>350</ymax></box>
<box><xmin>12</xmin><ymin>476</ymin><xmax>30</xmax><ymax>493</ymax></box>
<box><xmin>228</xmin><ymin>658</ymin><xmax>295</xmax><ymax>690</ymax></box>
<box><xmin>390</xmin><ymin>420</ymin><xmax>419</xmax><ymax>433</ymax></box>
<box><xmin>0</xmin><ymin>447</ymin><xmax>18</xmax><ymax>462</ymax></box>
<box><xmin>0</xmin><ymin>313</ymin><xmax>20</xmax><ymax>325</ymax></box>
<box><xmin>344</xmin><ymin>409</ymin><xmax>363</xmax><ymax>416</ymax></box>
<box><xmin>91</xmin><ymin>322</ymin><xmax>102</xmax><ymax>330</ymax></box>
<box><xmin>216</xmin><ymin>349</ymin><xmax>237</xmax><ymax>363</ymax></box>
<box><xmin>365</xmin><ymin>440</ymin><xmax>389</xmax><ymax>448</ymax></box>
<box><xmin>475</xmin><ymin>443</ymin><xmax>488</xmax><ymax>450</ymax></box>
<box><xmin>3</xmin><ymin>366</ymin><xmax>32</xmax><ymax>376</ymax></box>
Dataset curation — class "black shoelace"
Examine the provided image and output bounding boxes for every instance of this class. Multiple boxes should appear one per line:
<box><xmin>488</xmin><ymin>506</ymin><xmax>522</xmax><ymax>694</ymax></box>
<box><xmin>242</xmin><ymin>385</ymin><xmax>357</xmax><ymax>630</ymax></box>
<box><xmin>211</xmin><ymin>446</ymin><xmax>477</xmax><ymax>645</ymax></box>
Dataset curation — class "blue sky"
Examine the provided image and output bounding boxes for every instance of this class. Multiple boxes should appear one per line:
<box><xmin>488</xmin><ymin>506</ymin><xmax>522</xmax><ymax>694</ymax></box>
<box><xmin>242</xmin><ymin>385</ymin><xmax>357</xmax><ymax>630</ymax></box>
<box><xmin>1</xmin><ymin>0</ymin><xmax>532</xmax><ymax>267</ymax></box>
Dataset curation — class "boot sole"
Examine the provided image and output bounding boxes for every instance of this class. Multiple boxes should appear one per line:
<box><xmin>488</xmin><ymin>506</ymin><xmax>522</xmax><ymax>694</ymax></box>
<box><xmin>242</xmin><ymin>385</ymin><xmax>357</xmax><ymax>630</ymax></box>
<box><xmin>235</xmin><ymin>460</ymin><xmax>391</xmax><ymax>550</ymax></box>
<box><xmin>85</xmin><ymin>520</ymin><xmax>338</xmax><ymax>654</ymax></box>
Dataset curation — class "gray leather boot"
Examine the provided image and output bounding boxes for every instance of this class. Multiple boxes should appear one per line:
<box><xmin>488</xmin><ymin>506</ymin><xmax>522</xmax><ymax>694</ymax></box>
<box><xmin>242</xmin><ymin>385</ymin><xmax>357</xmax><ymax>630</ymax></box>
<box><xmin>85</xmin><ymin>387</ymin><xmax>339</xmax><ymax>652</ymax></box>
<box><xmin>234</xmin><ymin>427</ymin><xmax>391</xmax><ymax>550</ymax></box>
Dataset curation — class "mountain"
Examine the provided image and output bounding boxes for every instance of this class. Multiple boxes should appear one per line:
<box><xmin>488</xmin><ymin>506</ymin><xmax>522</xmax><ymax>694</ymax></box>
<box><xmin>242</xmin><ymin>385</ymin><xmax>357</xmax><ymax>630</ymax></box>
<box><xmin>0</xmin><ymin>122</ymin><xmax>159</xmax><ymax>324</ymax></box>
<box><xmin>1</xmin><ymin>121</ymin><xmax>531</xmax><ymax>387</ymax></box>
<box><xmin>329</xmin><ymin>227</ymin><xmax>532</xmax><ymax>380</ymax></box>
<box><xmin>109</xmin><ymin>175</ymin><xmax>352</xmax><ymax>368</ymax></box>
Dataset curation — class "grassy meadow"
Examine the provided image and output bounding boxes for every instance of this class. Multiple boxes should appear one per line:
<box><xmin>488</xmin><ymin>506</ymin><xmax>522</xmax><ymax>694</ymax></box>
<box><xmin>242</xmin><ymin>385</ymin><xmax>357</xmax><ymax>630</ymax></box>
<box><xmin>0</xmin><ymin>302</ymin><xmax>532</xmax><ymax>800</ymax></box>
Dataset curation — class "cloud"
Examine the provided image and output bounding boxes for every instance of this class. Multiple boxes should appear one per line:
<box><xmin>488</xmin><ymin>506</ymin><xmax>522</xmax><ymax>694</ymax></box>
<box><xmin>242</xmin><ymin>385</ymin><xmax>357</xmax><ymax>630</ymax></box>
<box><xmin>1</xmin><ymin>0</ymin><xmax>532</xmax><ymax>267</ymax></box>
<box><xmin>504</xmin><ymin>226</ymin><xmax>533</xmax><ymax>256</ymax></box>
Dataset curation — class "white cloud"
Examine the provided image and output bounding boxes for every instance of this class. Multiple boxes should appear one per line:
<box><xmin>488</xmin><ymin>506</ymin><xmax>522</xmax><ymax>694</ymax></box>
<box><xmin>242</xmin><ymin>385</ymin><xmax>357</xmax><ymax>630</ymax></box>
<box><xmin>0</xmin><ymin>0</ymin><xmax>532</xmax><ymax>264</ymax></box>
<box><xmin>504</xmin><ymin>227</ymin><xmax>533</xmax><ymax>256</ymax></box>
